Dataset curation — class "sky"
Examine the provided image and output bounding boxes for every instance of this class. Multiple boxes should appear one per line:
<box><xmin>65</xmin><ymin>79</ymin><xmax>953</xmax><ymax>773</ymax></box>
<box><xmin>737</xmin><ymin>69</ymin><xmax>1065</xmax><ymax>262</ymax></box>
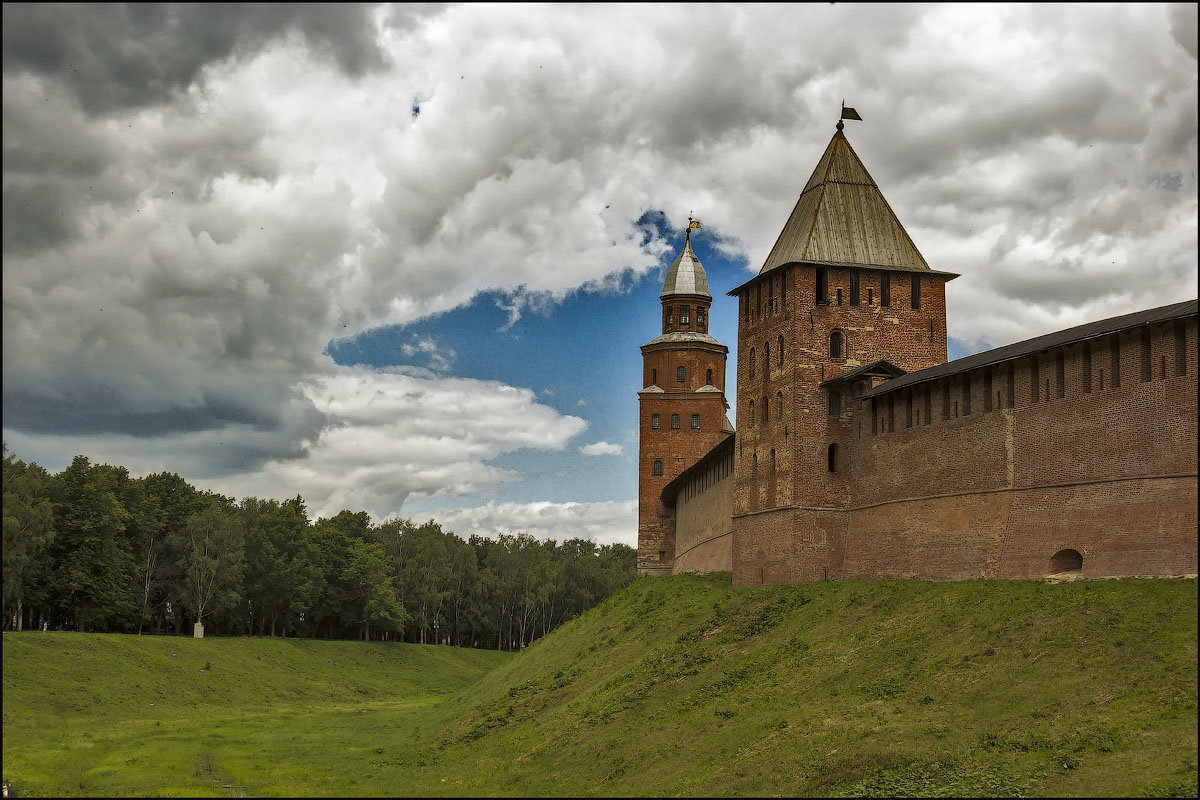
<box><xmin>3</xmin><ymin>3</ymin><xmax>1197</xmax><ymax>547</ymax></box>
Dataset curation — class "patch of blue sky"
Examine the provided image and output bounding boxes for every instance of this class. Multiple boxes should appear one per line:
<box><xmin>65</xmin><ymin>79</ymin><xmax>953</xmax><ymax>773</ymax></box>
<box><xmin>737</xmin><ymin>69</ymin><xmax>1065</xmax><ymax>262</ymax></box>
<box><xmin>325</xmin><ymin>221</ymin><xmax>748</xmax><ymax>507</ymax></box>
<box><xmin>325</xmin><ymin>218</ymin><xmax>988</xmax><ymax>510</ymax></box>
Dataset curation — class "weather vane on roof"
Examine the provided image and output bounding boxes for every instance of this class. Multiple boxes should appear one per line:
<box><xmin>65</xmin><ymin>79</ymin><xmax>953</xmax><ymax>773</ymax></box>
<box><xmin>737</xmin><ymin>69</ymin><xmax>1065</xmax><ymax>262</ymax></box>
<box><xmin>837</xmin><ymin>100</ymin><xmax>862</xmax><ymax>132</ymax></box>
<box><xmin>686</xmin><ymin>214</ymin><xmax>702</xmax><ymax>245</ymax></box>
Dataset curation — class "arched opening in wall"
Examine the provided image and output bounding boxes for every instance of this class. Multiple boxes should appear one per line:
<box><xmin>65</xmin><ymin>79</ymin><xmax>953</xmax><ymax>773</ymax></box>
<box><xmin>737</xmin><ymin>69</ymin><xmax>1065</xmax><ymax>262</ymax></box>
<box><xmin>706</xmin><ymin>368</ymin><xmax>713</xmax><ymax>385</ymax></box>
<box><xmin>651</xmin><ymin>368</ymin><xmax>657</xmax><ymax>385</ymax></box>
<box><xmin>1049</xmin><ymin>549</ymin><xmax>1083</xmax><ymax>576</ymax></box>
<box><xmin>778</xmin><ymin>335</ymin><xmax>784</xmax><ymax>366</ymax></box>
<box><xmin>827</xmin><ymin>443</ymin><xmax>837</xmax><ymax>472</ymax></box>
<box><xmin>830</xmin><ymin>330</ymin><xmax>844</xmax><ymax>359</ymax></box>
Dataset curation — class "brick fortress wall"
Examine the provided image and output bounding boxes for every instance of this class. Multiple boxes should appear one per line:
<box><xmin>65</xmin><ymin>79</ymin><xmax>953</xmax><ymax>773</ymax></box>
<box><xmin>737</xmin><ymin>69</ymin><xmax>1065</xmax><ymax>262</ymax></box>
<box><xmin>731</xmin><ymin>312</ymin><xmax>1198</xmax><ymax>585</ymax></box>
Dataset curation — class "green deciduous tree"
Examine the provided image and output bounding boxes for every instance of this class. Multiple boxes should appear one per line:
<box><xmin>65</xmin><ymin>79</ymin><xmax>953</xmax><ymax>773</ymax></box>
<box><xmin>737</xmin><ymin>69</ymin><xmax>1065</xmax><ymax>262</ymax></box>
<box><xmin>178</xmin><ymin>501</ymin><xmax>245</xmax><ymax>630</ymax></box>
<box><xmin>342</xmin><ymin>540</ymin><xmax>407</xmax><ymax>641</ymax></box>
<box><xmin>2</xmin><ymin>444</ymin><xmax>55</xmax><ymax>630</ymax></box>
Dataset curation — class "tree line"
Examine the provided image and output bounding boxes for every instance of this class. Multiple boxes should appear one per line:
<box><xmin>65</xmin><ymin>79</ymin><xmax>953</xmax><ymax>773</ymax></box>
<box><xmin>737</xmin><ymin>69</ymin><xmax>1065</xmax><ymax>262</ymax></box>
<box><xmin>2</xmin><ymin>445</ymin><xmax>636</xmax><ymax>648</ymax></box>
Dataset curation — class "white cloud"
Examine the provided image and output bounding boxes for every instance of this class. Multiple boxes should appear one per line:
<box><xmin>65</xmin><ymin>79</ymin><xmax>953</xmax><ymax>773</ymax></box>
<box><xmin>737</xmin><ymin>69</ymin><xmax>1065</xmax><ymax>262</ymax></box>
<box><xmin>2</xmin><ymin>3</ymin><xmax>1195</xmax><ymax>509</ymax></box>
<box><xmin>424</xmin><ymin>499</ymin><xmax>637</xmax><ymax>546</ymax></box>
<box><xmin>578</xmin><ymin>441</ymin><xmax>622</xmax><ymax>456</ymax></box>
<box><xmin>4</xmin><ymin>365</ymin><xmax>588</xmax><ymax>522</ymax></box>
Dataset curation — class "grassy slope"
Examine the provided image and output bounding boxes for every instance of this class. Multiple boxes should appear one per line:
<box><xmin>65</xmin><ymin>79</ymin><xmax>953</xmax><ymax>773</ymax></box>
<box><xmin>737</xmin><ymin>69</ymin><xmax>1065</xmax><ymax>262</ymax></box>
<box><xmin>2</xmin><ymin>634</ymin><xmax>509</xmax><ymax>797</ymax></box>
<box><xmin>3</xmin><ymin>576</ymin><xmax>1196</xmax><ymax>797</ymax></box>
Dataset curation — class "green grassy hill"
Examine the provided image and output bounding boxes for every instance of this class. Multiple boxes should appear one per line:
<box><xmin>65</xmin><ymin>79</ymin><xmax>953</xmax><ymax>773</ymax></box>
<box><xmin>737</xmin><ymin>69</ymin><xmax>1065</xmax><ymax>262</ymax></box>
<box><xmin>4</xmin><ymin>575</ymin><xmax>1197</xmax><ymax>797</ymax></box>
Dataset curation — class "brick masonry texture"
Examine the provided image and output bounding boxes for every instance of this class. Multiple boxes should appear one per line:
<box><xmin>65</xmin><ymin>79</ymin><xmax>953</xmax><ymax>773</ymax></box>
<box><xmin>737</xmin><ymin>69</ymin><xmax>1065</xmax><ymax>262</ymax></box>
<box><xmin>640</xmin><ymin>133</ymin><xmax>1196</xmax><ymax>585</ymax></box>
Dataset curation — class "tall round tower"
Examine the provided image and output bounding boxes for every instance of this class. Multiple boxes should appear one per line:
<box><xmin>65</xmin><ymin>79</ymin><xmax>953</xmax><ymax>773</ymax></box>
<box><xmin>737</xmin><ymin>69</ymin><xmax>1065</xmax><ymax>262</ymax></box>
<box><xmin>638</xmin><ymin>223</ymin><xmax>732</xmax><ymax>576</ymax></box>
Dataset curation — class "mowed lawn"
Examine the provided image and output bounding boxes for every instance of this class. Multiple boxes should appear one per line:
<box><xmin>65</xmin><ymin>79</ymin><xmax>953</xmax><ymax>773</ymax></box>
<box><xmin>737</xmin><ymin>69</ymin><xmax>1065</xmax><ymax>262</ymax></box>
<box><xmin>4</xmin><ymin>575</ymin><xmax>1198</xmax><ymax>797</ymax></box>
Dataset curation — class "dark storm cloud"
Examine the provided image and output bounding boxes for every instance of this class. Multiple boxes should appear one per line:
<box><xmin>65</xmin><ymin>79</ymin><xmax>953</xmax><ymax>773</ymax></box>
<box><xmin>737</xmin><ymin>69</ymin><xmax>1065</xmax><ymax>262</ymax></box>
<box><xmin>1</xmin><ymin>4</ymin><xmax>1194</xmax><ymax>520</ymax></box>
<box><xmin>1</xmin><ymin>3</ymin><xmax>388</xmax><ymax>114</ymax></box>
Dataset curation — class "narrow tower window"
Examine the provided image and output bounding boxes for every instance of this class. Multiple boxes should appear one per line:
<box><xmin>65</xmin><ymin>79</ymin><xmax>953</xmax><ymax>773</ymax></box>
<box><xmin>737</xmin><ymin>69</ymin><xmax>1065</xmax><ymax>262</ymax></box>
<box><xmin>764</xmin><ymin>342</ymin><xmax>770</xmax><ymax>374</ymax></box>
<box><xmin>829</xmin><ymin>391</ymin><xmax>841</xmax><ymax>417</ymax></box>
<box><xmin>868</xmin><ymin>287</ymin><xmax>874</xmax><ymax>305</ymax></box>
<box><xmin>697</xmin><ymin>307</ymin><xmax>706</xmax><ymax>329</ymax></box>
<box><xmin>1176</xmin><ymin>320</ymin><xmax>1188</xmax><ymax>376</ymax></box>
<box><xmin>652</xmin><ymin>460</ymin><xmax>663</xmax><ymax>476</ymax></box>
<box><xmin>676</xmin><ymin>366</ymin><xmax>686</xmax><ymax>383</ymax></box>
<box><xmin>850</xmin><ymin>271</ymin><xmax>860</xmax><ymax>306</ymax></box>
<box><xmin>1082</xmin><ymin>342</ymin><xmax>1092</xmax><ymax>393</ymax></box>
<box><xmin>670</xmin><ymin>413</ymin><xmax>680</xmax><ymax>429</ymax></box>
<box><xmin>651</xmin><ymin>414</ymin><xmax>660</xmax><ymax>429</ymax></box>
<box><xmin>830</xmin><ymin>330</ymin><xmax>844</xmax><ymax>359</ymax></box>
<box><xmin>1141</xmin><ymin>329</ymin><xmax>1152</xmax><ymax>382</ymax></box>
<box><xmin>665</xmin><ymin>307</ymin><xmax>673</xmax><ymax>326</ymax></box>
<box><xmin>777</xmin><ymin>335</ymin><xmax>784</xmax><ymax>366</ymax></box>
<box><xmin>836</xmin><ymin>288</ymin><xmax>843</xmax><ymax>306</ymax></box>
<box><xmin>680</xmin><ymin>306</ymin><xmax>690</xmax><ymax>325</ymax></box>
<box><xmin>770</xmin><ymin>449</ymin><xmax>776</xmax><ymax>472</ymax></box>
<box><xmin>762</xmin><ymin>395</ymin><xmax>769</xmax><ymax>424</ymax></box>
<box><xmin>816</xmin><ymin>267</ymin><xmax>828</xmax><ymax>304</ymax></box>
<box><xmin>1110</xmin><ymin>334</ymin><xmax>1121</xmax><ymax>387</ymax></box>
<box><xmin>880</xmin><ymin>273</ymin><xmax>891</xmax><ymax>307</ymax></box>
<box><xmin>748</xmin><ymin>400</ymin><xmax>754</xmax><ymax>426</ymax></box>
<box><xmin>749</xmin><ymin>349</ymin><xmax>756</xmax><ymax>379</ymax></box>
<box><xmin>651</xmin><ymin>368</ymin><xmax>657</xmax><ymax>385</ymax></box>
<box><xmin>691</xmin><ymin>413</ymin><xmax>701</xmax><ymax>430</ymax></box>
<box><xmin>706</xmin><ymin>368</ymin><xmax>713</xmax><ymax>385</ymax></box>
<box><xmin>911</xmin><ymin>275</ymin><xmax>921</xmax><ymax>309</ymax></box>
<box><xmin>827</xmin><ymin>443</ymin><xmax>838</xmax><ymax>472</ymax></box>
<box><xmin>777</xmin><ymin>391</ymin><xmax>783</xmax><ymax>419</ymax></box>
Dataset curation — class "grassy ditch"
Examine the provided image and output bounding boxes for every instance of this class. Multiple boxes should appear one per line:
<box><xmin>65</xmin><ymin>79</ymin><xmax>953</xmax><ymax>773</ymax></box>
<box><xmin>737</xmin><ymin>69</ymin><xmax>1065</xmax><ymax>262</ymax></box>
<box><xmin>3</xmin><ymin>575</ymin><xmax>1196</xmax><ymax>797</ymax></box>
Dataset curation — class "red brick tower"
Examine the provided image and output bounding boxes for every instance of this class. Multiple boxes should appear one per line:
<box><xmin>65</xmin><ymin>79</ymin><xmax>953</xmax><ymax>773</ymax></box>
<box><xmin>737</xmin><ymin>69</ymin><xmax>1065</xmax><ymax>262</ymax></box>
<box><xmin>638</xmin><ymin>223</ymin><xmax>732</xmax><ymax>576</ymax></box>
<box><xmin>728</xmin><ymin>120</ymin><xmax>958</xmax><ymax>585</ymax></box>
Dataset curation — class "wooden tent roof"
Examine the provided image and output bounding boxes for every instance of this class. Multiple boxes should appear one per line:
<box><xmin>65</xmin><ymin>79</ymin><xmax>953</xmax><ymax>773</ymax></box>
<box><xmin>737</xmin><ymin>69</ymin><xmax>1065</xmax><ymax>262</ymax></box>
<box><xmin>758</xmin><ymin>126</ymin><xmax>932</xmax><ymax>275</ymax></box>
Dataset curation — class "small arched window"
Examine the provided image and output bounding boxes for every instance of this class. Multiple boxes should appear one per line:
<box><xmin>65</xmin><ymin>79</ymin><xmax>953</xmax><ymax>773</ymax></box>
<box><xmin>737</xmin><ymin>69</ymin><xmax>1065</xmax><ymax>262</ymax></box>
<box><xmin>830</xmin><ymin>330</ymin><xmax>844</xmax><ymax>360</ymax></box>
<box><xmin>705</xmin><ymin>368</ymin><xmax>713</xmax><ymax>385</ymax></box>
<box><xmin>651</xmin><ymin>413</ymin><xmax>660</xmax><ymax>429</ymax></box>
<box><xmin>749</xmin><ymin>348</ymin><xmax>756</xmax><ymax>379</ymax></box>
<box><xmin>777</xmin><ymin>335</ymin><xmax>784</xmax><ymax>366</ymax></box>
<box><xmin>652</xmin><ymin>460</ymin><xmax>663</xmax><ymax>476</ymax></box>
<box><xmin>651</xmin><ymin>368</ymin><xmax>657</xmax><ymax>385</ymax></box>
<box><xmin>829</xmin><ymin>391</ymin><xmax>841</xmax><ymax>417</ymax></box>
<box><xmin>670</xmin><ymin>414</ymin><xmax>680</xmax><ymax>429</ymax></box>
<box><xmin>762</xmin><ymin>395</ymin><xmax>769</xmax><ymax>424</ymax></box>
<box><xmin>676</xmin><ymin>366</ymin><xmax>686</xmax><ymax>383</ymax></box>
<box><xmin>764</xmin><ymin>342</ymin><xmax>770</xmax><ymax>374</ymax></box>
<box><xmin>827</xmin><ymin>443</ymin><xmax>838</xmax><ymax>472</ymax></box>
